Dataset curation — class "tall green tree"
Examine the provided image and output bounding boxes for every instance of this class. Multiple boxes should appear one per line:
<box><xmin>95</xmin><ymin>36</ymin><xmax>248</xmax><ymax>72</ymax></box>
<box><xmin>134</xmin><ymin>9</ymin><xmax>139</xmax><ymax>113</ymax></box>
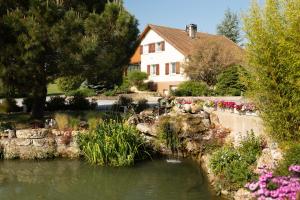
<box><xmin>217</xmin><ymin>9</ymin><xmax>241</xmax><ymax>44</ymax></box>
<box><xmin>0</xmin><ymin>0</ymin><xmax>138</xmax><ymax>119</ymax></box>
<box><xmin>244</xmin><ymin>0</ymin><xmax>300</xmax><ymax>141</ymax></box>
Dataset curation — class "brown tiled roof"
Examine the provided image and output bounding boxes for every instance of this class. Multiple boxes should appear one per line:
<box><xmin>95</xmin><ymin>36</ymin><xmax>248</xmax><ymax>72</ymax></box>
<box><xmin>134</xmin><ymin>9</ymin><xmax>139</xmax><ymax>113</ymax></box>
<box><xmin>140</xmin><ymin>24</ymin><xmax>244</xmax><ymax>57</ymax></box>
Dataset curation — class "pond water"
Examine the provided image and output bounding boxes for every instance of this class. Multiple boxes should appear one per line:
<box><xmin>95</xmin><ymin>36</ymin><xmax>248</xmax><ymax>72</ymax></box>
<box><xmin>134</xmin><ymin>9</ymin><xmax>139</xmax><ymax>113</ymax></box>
<box><xmin>0</xmin><ymin>159</ymin><xmax>220</xmax><ymax>200</ymax></box>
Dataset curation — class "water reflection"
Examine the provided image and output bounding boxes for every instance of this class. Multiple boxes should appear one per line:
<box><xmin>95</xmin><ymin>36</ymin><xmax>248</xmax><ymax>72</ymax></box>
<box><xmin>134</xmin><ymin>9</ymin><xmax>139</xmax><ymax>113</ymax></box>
<box><xmin>0</xmin><ymin>159</ymin><xmax>220</xmax><ymax>200</ymax></box>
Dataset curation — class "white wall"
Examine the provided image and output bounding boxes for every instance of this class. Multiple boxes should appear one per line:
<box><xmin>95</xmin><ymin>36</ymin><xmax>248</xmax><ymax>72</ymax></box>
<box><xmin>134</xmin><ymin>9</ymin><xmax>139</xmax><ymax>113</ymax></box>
<box><xmin>141</xmin><ymin>30</ymin><xmax>188</xmax><ymax>83</ymax></box>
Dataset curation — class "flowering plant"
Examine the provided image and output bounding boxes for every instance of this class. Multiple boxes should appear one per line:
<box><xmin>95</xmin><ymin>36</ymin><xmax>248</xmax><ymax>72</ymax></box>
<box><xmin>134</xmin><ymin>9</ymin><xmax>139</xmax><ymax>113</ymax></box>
<box><xmin>245</xmin><ymin>165</ymin><xmax>300</xmax><ymax>200</ymax></box>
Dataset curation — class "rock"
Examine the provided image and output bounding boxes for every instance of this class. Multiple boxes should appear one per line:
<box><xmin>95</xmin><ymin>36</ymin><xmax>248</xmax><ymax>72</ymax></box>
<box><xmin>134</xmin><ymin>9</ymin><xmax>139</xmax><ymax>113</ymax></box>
<box><xmin>210</xmin><ymin>112</ymin><xmax>220</xmax><ymax>126</ymax></box>
<box><xmin>6</xmin><ymin>130</ymin><xmax>16</xmax><ymax>139</ymax></box>
<box><xmin>32</xmin><ymin>139</ymin><xmax>46</xmax><ymax>147</ymax></box>
<box><xmin>185</xmin><ymin>140</ymin><xmax>201</xmax><ymax>154</ymax></box>
<box><xmin>183</xmin><ymin>104</ymin><xmax>192</xmax><ymax>113</ymax></box>
<box><xmin>78</xmin><ymin>121</ymin><xmax>88</xmax><ymax>129</ymax></box>
<box><xmin>136</xmin><ymin>123</ymin><xmax>157</xmax><ymax>137</ymax></box>
<box><xmin>52</xmin><ymin>129</ymin><xmax>62</xmax><ymax>136</ymax></box>
<box><xmin>16</xmin><ymin>129</ymin><xmax>49</xmax><ymax>139</ymax></box>
<box><xmin>179</xmin><ymin>113</ymin><xmax>209</xmax><ymax>138</ymax></box>
<box><xmin>191</xmin><ymin>104</ymin><xmax>202</xmax><ymax>114</ymax></box>
<box><xmin>15</xmin><ymin>139</ymin><xmax>32</xmax><ymax>146</ymax></box>
<box><xmin>234</xmin><ymin>188</ymin><xmax>252</xmax><ymax>200</ymax></box>
<box><xmin>256</xmin><ymin>146</ymin><xmax>283</xmax><ymax>172</ymax></box>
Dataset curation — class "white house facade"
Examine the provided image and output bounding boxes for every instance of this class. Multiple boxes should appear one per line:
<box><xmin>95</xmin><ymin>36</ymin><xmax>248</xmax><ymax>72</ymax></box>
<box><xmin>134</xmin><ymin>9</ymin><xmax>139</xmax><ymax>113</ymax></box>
<box><xmin>129</xmin><ymin>24</ymin><xmax>243</xmax><ymax>95</ymax></box>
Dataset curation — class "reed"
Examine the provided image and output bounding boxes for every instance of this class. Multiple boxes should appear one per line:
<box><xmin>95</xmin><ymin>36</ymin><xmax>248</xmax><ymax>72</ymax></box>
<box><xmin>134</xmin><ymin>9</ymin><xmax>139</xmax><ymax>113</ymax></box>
<box><xmin>78</xmin><ymin>120</ymin><xmax>150</xmax><ymax>166</ymax></box>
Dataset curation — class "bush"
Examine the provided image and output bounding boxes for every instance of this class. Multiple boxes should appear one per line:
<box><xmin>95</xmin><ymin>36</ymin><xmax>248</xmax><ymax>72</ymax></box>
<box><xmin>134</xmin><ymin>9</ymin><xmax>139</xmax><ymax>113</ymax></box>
<box><xmin>57</xmin><ymin>76</ymin><xmax>84</xmax><ymax>93</ymax></box>
<box><xmin>77</xmin><ymin>120</ymin><xmax>150</xmax><ymax>166</ymax></box>
<box><xmin>275</xmin><ymin>143</ymin><xmax>300</xmax><ymax>176</ymax></box>
<box><xmin>68</xmin><ymin>93</ymin><xmax>96</xmax><ymax>110</ymax></box>
<box><xmin>0</xmin><ymin>122</ymin><xmax>14</xmax><ymax>132</ymax></box>
<box><xmin>215</xmin><ymin>66</ymin><xmax>246</xmax><ymax>96</ymax></box>
<box><xmin>244</xmin><ymin>1</ymin><xmax>300</xmax><ymax>141</ymax></box>
<box><xmin>0</xmin><ymin>98</ymin><xmax>21</xmax><ymax>113</ymax></box>
<box><xmin>66</xmin><ymin>87</ymin><xmax>96</xmax><ymax>97</ymax></box>
<box><xmin>209</xmin><ymin>134</ymin><xmax>262</xmax><ymax>190</ymax></box>
<box><xmin>134</xmin><ymin>99</ymin><xmax>149</xmax><ymax>113</ymax></box>
<box><xmin>54</xmin><ymin>113</ymin><xmax>69</xmax><ymax>130</ymax></box>
<box><xmin>46</xmin><ymin>96</ymin><xmax>66</xmax><ymax>111</ymax></box>
<box><xmin>127</xmin><ymin>71</ymin><xmax>148</xmax><ymax>90</ymax></box>
<box><xmin>103</xmin><ymin>80</ymin><xmax>131</xmax><ymax>96</ymax></box>
<box><xmin>173</xmin><ymin>81</ymin><xmax>211</xmax><ymax>96</ymax></box>
<box><xmin>112</xmin><ymin>95</ymin><xmax>133</xmax><ymax>112</ymax></box>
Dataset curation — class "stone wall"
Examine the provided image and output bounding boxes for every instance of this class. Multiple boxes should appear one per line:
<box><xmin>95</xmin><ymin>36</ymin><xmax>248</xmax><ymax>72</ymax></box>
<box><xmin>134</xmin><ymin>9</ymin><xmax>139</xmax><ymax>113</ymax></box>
<box><xmin>0</xmin><ymin>129</ymin><xmax>82</xmax><ymax>159</ymax></box>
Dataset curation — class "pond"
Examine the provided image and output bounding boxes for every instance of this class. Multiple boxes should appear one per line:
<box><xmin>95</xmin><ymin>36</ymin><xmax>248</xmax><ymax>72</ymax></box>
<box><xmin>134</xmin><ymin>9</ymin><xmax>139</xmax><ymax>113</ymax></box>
<box><xmin>0</xmin><ymin>159</ymin><xmax>220</xmax><ymax>200</ymax></box>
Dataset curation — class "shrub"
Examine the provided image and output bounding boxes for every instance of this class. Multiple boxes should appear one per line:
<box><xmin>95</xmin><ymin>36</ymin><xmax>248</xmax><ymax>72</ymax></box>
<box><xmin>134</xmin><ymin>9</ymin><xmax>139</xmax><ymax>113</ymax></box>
<box><xmin>275</xmin><ymin>143</ymin><xmax>300</xmax><ymax>176</ymax></box>
<box><xmin>134</xmin><ymin>98</ymin><xmax>149</xmax><ymax>113</ymax></box>
<box><xmin>68</xmin><ymin>93</ymin><xmax>96</xmax><ymax>110</ymax></box>
<box><xmin>244</xmin><ymin>0</ymin><xmax>300</xmax><ymax>141</ymax></box>
<box><xmin>77</xmin><ymin>120</ymin><xmax>150</xmax><ymax>166</ymax></box>
<box><xmin>127</xmin><ymin>71</ymin><xmax>148</xmax><ymax>90</ymax></box>
<box><xmin>112</xmin><ymin>95</ymin><xmax>133</xmax><ymax>112</ymax></box>
<box><xmin>209</xmin><ymin>134</ymin><xmax>262</xmax><ymax>190</ymax></box>
<box><xmin>66</xmin><ymin>87</ymin><xmax>96</xmax><ymax>97</ymax></box>
<box><xmin>215</xmin><ymin>66</ymin><xmax>246</xmax><ymax>96</ymax></box>
<box><xmin>0</xmin><ymin>122</ymin><xmax>14</xmax><ymax>132</ymax></box>
<box><xmin>0</xmin><ymin>98</ymin><xmax>21</xmax><ymax>113</ymax></box>
<box><xmin>57</xmin><ymin>76</ymin><xmax>84</xmax><ymax>93</ymax></box>
<box><xmin>173</xmin><ymin>81</ymin><xmax>210</xmax><ymax>96</ymax></box>
<box><xmin>103</xmin><ymin>80</ymin><xmax>131</xmax><ymax>96</ymax></box>
<box><xmin>46</xmin><ymin>96</ymin><xmax>66</xmax><ymax>111</ymax></box>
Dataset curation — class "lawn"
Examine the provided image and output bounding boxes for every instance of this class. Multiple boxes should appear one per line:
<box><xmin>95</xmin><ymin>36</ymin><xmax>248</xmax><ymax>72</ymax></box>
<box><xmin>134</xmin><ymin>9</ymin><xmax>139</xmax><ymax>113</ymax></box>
<box><xmin>47</xmin><ymin>83</ymin><xmax>63</xmax><ymax>96</ymax></box>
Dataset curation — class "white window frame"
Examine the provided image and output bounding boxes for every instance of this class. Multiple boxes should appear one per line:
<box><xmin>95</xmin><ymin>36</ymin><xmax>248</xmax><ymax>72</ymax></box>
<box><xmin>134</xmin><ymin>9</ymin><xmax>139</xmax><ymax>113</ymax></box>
<box><xmin>155</xmin><ymin>41</ymin><xmax>163</xmax><ymax>52</ymax></box>
<box><xmin>151</xmin><ymin>64</ymin><xmax>156</xmax><ymax>76</ymax></box>
<box><xmin>170</xmin><ymin>62</ymin><xmax>176</xmax><ymax>75</ymax></box>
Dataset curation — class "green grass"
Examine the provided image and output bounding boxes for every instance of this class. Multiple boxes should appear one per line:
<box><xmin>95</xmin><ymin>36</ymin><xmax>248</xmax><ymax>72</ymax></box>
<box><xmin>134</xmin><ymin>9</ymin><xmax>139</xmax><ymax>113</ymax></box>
<box><xmin>47</xmin><ymin>83</ymin><xmax>63</xmax><ymax>96</ymax></box>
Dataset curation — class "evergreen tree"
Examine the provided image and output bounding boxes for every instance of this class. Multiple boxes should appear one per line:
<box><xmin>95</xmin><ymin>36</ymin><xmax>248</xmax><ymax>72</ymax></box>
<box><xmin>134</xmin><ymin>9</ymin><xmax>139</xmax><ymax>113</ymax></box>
<box><xmin>217</xmin><ymin>9</ymin><xmax>241</xmax><ymax>44</ymax></box>
<box><xmin>0</xmin><ymin>0</ymin><xmax>138</xmax><ymax>118</ymax></box>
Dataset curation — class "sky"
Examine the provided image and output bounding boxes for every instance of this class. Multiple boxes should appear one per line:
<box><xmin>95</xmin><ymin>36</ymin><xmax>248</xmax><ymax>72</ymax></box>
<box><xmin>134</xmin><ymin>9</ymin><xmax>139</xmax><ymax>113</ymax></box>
<box><xmin>123</xmin><ymin>0</ymin><xmax>254</xmax><ymax>35</ymax></box>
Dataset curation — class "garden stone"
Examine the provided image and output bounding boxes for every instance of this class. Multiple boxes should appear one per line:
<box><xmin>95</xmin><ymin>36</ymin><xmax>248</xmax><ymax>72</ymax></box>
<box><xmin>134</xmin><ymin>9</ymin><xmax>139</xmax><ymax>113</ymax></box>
<box><xmin>32</xmin><ymin>139</ymin><xmax>46</xmax><ymax>147</ymax></box>
<box><xmin>185</xmin><ymin>140</ymin><xmax>201</xmax><ymax>154</ymax></box>
<box><xmin>256</xmin><ymin>147</ymin><xmax>283</xmax><ymax>172</ymax></box>
<box><xmin>15</xmin><ymin>139</ymin><xmax>32</xmax><ymax>146</ymax></box>
<box><xmin>7</xmin><ymin>130</ymin><xmax>16</xmax><ymax>139</ymax></box>
<box><xmin>234</xmin><ymin>188</ymin><xmax>252</xmax><ymax>200</ymax></box>
<box><xmin>16</xmin><ymin>129</ymin><xmax>49</xmax><ymax>139</ymax></box>
<box><xmin>136</xmin><ymin>123</ymin><xmax>157</xmax><ymax>137</ymax></box>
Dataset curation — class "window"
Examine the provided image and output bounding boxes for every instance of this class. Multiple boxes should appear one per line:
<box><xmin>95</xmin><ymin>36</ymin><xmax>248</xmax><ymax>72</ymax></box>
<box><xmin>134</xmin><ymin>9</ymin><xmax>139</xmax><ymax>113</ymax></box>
<box><xmin>171</xmin><ymin>62</ymin><xmax>176</xmax><ymax>74</ymax></box>
<box><xmin>148</xmin><ymin>43</ymin><xmax>155</xmax><ymax>53</ymax></box>
<box><xmin>151</xmin><ymin>64</ymin><xmax>156</xmax><ymax>75</ymax></box>
<box><xmin>156</xmin><ymin>41</ymin><xmax>165</xmax><ymax>52</ymax></box>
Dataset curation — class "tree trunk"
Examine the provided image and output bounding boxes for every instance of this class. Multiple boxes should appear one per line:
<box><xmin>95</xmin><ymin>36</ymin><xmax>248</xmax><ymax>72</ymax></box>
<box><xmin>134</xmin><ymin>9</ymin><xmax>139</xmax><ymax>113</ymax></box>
<box><xmin>31</xmin><ymin>83</ymin><xmax>47</xmax><ymax>119</ymax></box>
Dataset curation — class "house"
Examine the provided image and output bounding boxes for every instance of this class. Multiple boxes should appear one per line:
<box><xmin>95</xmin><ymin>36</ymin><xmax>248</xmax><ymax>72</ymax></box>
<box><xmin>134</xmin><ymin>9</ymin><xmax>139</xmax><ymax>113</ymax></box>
<box><xmin>128</xmin><ymin>24</ymin><xmax>243</xmax><ymax>95</ymax></box>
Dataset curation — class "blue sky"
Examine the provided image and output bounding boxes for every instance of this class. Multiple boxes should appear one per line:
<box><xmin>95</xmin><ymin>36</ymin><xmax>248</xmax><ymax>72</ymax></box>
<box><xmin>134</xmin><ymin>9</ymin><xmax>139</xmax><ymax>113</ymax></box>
<box><xmin>124</xmin><ymin>0</ymin><xmax>253</xmax><ymax>34</ymax></box>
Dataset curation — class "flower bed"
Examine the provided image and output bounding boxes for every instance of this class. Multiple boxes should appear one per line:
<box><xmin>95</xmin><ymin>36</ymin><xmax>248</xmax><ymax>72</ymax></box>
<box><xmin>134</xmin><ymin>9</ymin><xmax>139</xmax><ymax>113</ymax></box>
<box><xmin>203</xmin><ymin>100</ymin><xmax>258</xmax><ymax>116</ymax></box>
<box><xmin>245</xmin><ymin>165</ymin><xmax>300</xmax><ymax>200</ymax></box>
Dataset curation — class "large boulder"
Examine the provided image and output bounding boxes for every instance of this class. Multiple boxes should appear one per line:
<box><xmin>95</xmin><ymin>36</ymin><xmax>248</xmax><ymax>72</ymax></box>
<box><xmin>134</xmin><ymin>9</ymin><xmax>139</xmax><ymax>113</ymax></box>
<box><xmin>136</xmin><ymin>123</ymin><xmax>157</xmax><ymax>137</ymax></box>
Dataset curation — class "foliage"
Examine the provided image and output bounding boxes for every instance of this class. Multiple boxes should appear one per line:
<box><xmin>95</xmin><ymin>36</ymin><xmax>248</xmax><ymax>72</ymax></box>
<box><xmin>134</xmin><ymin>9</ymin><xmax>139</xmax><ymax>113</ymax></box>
<box><xmin>46</xmin><ymin>96</ymin><xmax>66</xmax><ymax>111</ymax></box>
<box><xmin>112</xmin><ymin>95</ymin><xmax>133</xmax><ymax>112</ymax></box>
<box><xmin>0</xmin><ymin>1</ymin><xmax>138</xmax><ymax>119</ymax></box>
<box><xmin>243</xmin><ymin>0</ymin><xmax>300</xmax><ymax>141</ymax></box>
<box><xmin>0</xmin><ymin>98</ymin><xmax>21</xmax><ymax>113</ymax></box>
<box><xmin>210</xmin><ymin>134</ymin><xmax>262</xmax><ymax>190</ymax></box>
<box><xmin>127</xmin><ymin>71</ymin><xmax>148</xmax><ymax>90</ymax></box>
<box><xmin>68</xmin><ymin>93</ymin><xmax>96</xmax><ymax>110</ymax></box>
<box><xmin>103</xmin><ymin>78</ymin><xmax>131</xmax><ymax>96</ymax></box>
<box><xmin>0</xmin><ymin>122</ymin><xmax>14</xmax><ymax>132</ymax></box>
<box><xmin>217</xmin><ymin>8</ymin><xmax>241</xmax><ymax>44</ymax></box>
<box><xmin>184</xmin><ymin>38</ymin><xmax>244</xmax><ymax>86</ymax></box>
<box><xmin>134</xmin><ymin>99</ymin><xmax>149</xmax><ymax>113</ymax></box>
<box><xmin>77</xmin><ymin>120</ymin><xmax>150</xmax><ymax>166</ymax></box>
<box><xmin>276</xmin><ymin>143</ymin><xmax>300</xmax><ymax>176</ymax></box>
<box><xmin>57</xmin><ymin>76</ymin><xmax>84</xmax><ymax>93</ymax></box>
<box><xmin>173</xmin><ymin>81</ymin><xmax>211</xmax><ymax>96</ymax></box>
<box><xmin>54</xmin><ymin>113</ymin><xmax>69</xmax><ymax>131</ymax></box>
<box><xmin>157</xmin><ymin>116</ymin><xmax>181</xmax><ymax>154</ymax></box>
<box><xmin>66</xmin><ymin>87</ymin><xmax>96</xmax><ymax>97</ymax></box>
<box><xmin>215</xmin><ymin>65</ymin><xmax>246</xmax><ymax>96</ymax></box>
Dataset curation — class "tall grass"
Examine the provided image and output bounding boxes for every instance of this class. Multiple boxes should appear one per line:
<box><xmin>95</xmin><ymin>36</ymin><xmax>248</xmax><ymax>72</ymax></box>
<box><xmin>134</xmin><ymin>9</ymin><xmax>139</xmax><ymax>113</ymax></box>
<box><xmin>77</xmin><ymin>120</ymin><xmax>150</xmax><ymax>166</ymax></box>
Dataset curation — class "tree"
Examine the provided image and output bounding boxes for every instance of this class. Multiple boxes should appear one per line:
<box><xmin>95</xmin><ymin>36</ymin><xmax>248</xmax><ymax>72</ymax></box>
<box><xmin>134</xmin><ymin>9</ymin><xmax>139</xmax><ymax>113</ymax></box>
<box><xmin>184</xmin><ymin>38</ymin><xmax>244</xmax><ymax>86</ymax></box>
<box><xmin>0</xmin><ymin>1</ymin><xmax>138</xmax><ymax>118</ymax></box>
<box><xmin>217</xmin><ymin>9</ymin><xmax>241</xmax><ymax>44</ymax></box>
<box><xmin>244</xmin><ymin>0</ymin><xmax>300</xmax><ymax>140</ymax></box>
<box><xmin>215</xmin><ymin>66</ymin><xmax>246</xmax><ymax>96</ymax></box>
<box><xmin>127</xmin><ymin>71</ymin><xmax>148</xmax><ymax>90</ymax></box>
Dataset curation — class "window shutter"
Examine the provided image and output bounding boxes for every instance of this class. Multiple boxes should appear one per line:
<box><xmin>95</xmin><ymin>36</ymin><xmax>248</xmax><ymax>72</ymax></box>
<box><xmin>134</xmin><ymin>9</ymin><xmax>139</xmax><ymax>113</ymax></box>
<box><xmin>147</xmin><ymin>65</ymin><xmax>150</xmax><ymax>75</ymax></box>
<box><xmin>140</xmin><ymin>45</ymin><xmax>143</xmax><ymax>54</ymax></box>
<box><xmin>162</xmin><ymin>41</ymin><xmax>165</xmax><ymax>51</ymax></box>
<box><xmin>156</xmin><ymin>64</ymin><xmax>160</xmax><ymax>75</ymax></box>
<box><xmin>175</xmin><ymin>62</ymin><xmax>180</xmax><ymax>74</ymax></box>
<box><xmin>165</xmin><ymin>63</ymin><xmax>169</xmax><ymax>75</ymax></box>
